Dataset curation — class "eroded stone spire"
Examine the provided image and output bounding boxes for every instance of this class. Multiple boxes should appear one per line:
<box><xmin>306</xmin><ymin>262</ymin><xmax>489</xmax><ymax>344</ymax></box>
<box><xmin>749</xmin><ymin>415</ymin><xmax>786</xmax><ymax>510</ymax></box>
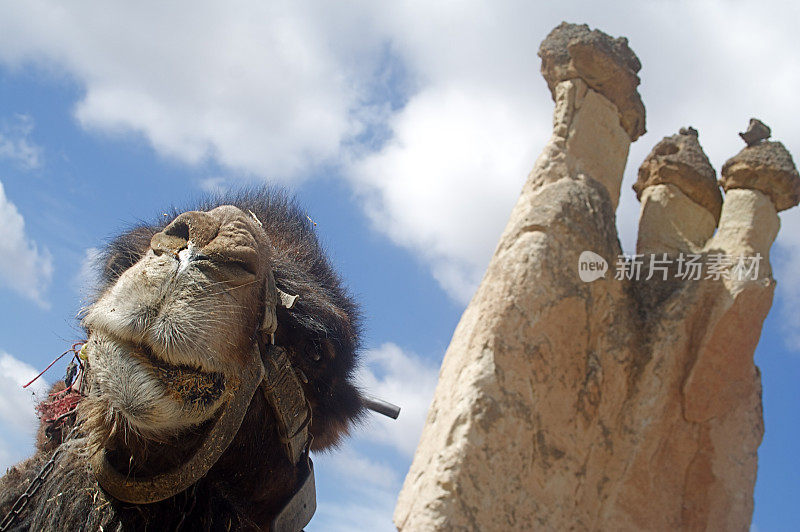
<box><xmin>707</xmin><ymin>133</ymin><xmax>800</xmax><ymax>278</ymax></box>
<box><xmin>538</xmin><ymin>22</ymin><xmax>646</xmax><ymax>140</ymax></box>
<box><xmin>396</xmin><ymin>22</ymin><xmax>790</xmax><ymax>532</ymax></box>
<box><xmin>395</xmin><ymin>22</ymin><xmax>645</xmax><ymax>530</ymax></box>
<box><xmin>634</xmin><ymin>127</ymin><xmax>721</xmax><ymax>220</ymax></box>
<box><xmin>634</xmin><ymin>127</ymin><xmax>721</xmax><ymax>255</ymax></box>
<box><xmin>721</xmin><ymin>138</ymin><xmax>800</xmax><ymax>211</ymax></box>
<box><xmin>527</xmin><ymin>22</ymin><xmax>645</xmax><ymax>209</ymax></box>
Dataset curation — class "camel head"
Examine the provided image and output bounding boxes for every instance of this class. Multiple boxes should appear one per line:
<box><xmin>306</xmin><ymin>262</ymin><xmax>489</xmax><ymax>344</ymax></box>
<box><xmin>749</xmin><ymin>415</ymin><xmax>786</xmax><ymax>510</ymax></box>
<box><xmin>81</xmin><ymin>205</ymin><xmax>274</xmax><ymax>440</ymax></box>
<box><xmin>0</xmin><ymin>192</ymin><xmax>367</xmax><ymax>529</ymax></box>
<box><xmin>77</xmin><ymin>192</ymin><xmax>365</xmax><ymax>490</ymax></box>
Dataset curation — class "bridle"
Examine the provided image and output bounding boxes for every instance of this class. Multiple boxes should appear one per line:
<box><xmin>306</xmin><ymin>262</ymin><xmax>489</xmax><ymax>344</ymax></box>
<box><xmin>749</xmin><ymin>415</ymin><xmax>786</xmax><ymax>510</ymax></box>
<box><xmin>6</xmin><ymin>210</ymin><xmax>397</xmax><ymax>532</ymax></box>
<box><xmin>91</xmin><ymin>321</ymin><xmax>316</xmax><ymax>531</ymax></box>
<box><xmin>90</xmin><ymin>221</ymin><xmax>317</xmax><ymax>530</ymax></box>
<box><xmin>90</xmin><ymin>333</ymin><xmax>317</xmax><ymax>530</ymax></box>
<box><xmin>90</xmin><ymin>343</ymin><xmax>266</xmax><ymax>503</ymax></box>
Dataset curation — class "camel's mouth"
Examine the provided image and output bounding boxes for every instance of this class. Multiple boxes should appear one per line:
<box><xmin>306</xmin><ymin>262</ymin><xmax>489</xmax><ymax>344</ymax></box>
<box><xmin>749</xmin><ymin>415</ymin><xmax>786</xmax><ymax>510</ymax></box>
<box><xmin>82</xmin><ymin>332</ymin><xmax>231</xmax><ymax>437</ymax></box>
<box><xmin>134</xmin><ymin>344</ymin><xmax>227</xmax><ymax>409</ymax></box>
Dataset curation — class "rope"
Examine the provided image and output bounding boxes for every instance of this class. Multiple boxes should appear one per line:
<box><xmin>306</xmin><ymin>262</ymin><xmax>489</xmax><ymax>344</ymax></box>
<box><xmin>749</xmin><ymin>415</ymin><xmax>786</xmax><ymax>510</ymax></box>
<box><xmin>22</xmin><ymin>342</ymin><xmax>85</xmax><ymax>389</ymax></box>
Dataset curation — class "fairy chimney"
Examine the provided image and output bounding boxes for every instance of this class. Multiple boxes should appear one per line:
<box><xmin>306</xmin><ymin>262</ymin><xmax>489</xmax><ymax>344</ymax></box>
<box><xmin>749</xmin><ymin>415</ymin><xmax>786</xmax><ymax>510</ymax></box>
<box><xmin>395</xmin><ymin>22</ymin><xmax>797</xmax><ymax>531</ymax></box>
<box><xmin>634</xmin><ymin>127</ymin><xmax>721</xmax><ymax>255</ymax></box>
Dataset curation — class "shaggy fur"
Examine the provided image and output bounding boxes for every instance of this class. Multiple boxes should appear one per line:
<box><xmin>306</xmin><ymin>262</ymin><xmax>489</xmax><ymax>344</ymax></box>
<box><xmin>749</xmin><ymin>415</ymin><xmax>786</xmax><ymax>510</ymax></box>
<box><xmin>0</xmin><ymin>188</ymin><xmax>364</xmax><ymax>530</ymax></box>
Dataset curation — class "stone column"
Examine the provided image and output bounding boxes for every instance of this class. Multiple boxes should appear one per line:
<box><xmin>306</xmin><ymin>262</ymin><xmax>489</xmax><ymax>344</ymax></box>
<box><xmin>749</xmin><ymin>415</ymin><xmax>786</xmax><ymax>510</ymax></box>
<box><xmin>634</xmin><ymin>128</ymin><xmax>721</xmax><ymax>255</ymax></box>
<box><xmin>394</xmin><ymin>22</ymin><xmax>646</xmax><ymax>531</ymax></box>
<box><xmin>609</xmin><ymin>136</ymin><xmax>799</xmax><ymax>531</ymax></box>
<box><xmin>713</xmin><ymin>140</ymin><xmax>800</xmax><ymax>271</ymax></box>
<box><xmin>673</xmin><ymin>140</ymin><xmax>799</xmax><ymax>529</ymax></box>
<box><xmin>395</xmin><ymin>22</ymin><xmax>799</xmax><ymax>532</ymax></box>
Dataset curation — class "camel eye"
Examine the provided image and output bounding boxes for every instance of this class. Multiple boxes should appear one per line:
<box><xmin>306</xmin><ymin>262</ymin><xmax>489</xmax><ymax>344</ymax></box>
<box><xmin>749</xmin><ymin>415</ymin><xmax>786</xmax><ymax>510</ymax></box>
<box><xmin>227</xmin><ymin>258</ymin><xmax>257</xmax><ymax>275</ymax></box>
<box><xmin>217</xmin><ymin>247</ymin><xmax>259</xmax><ymax>276</ymax></box>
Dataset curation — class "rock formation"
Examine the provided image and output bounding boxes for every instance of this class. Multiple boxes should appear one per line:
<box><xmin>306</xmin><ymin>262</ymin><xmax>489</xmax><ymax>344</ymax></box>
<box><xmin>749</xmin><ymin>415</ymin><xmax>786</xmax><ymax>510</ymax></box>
<box><xmin>635</xmin><ymin>128</ymin><xmax>721</xmax><ymax>256</ymax></box>
<box><xmin>739</xmin><ymin>118</ymin><xmax>771</xmax><ymax>147</ymax></box>
<box><xmin>394</xmin><ymin>22</ymin><xmax>799</xmax><ymax>531</ymax></box>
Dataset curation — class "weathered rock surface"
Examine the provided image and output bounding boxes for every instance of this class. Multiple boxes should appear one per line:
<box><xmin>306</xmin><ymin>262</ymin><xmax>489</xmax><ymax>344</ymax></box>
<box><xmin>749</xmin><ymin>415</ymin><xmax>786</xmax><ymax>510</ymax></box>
<box><xmin>634</xmin><ymin>128</ymin><xmax>722</xmax><ymax>222</ymax></box>
<box><xmin>395</xmin><ymin>22</ymin><xmax>790</xmax><ymax>532</ymax></box>
<box><xmin>739</xmin><ymin>118</ymin><xmax>771</xmax><ymax>147</ymax></box>
<box><xmin>721</xmin><ymin>140</ymin><xmax>800</xmax><ymax>211</ymax></box>
<box><xmin>539</xmin><ymin>22</ymin><xmax>646</xmax><ymax>141</ymax></box>
<box><xmin>527</xmin><ymin>77</ymin><xmax>631</xmax><ymax>209</ymax></box>
<box><xmin>635</xmin><ymin>128</ymin><xmax>720</xmax><ymax>255</ymax></box>
<box><xmin>637</xmin><ymin>183</ymin><xmax>717</xmax><ymax>255</ymax></box>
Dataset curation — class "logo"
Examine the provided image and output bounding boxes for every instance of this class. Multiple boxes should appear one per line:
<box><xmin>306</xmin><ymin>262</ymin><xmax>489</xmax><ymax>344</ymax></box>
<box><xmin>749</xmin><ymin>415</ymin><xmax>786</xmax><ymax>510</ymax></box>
<box><xmin>578</xmin><ymin>251</ymin><xmax>608</xmax><ymax>282</ymax></box>
<box><xmin>578</xmin><ymin>251</ymin><xmax>762</xmax><ymax>282</ymax></box>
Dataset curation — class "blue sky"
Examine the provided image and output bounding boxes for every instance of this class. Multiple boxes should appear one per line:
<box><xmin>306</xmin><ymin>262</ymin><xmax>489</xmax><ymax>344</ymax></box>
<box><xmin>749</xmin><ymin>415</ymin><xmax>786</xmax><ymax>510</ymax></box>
<box><xmin>0</xmin><ymin>2</ymin><xmax>798</xmax><ymax>530</ymax></box>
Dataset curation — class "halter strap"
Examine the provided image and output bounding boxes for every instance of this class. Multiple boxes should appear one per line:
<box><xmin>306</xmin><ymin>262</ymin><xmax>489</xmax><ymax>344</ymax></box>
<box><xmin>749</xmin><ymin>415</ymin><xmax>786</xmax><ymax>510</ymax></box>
<box><xmin>90</xmin><ymin>347</ymin><xmax>265</xmax><ymax>505</ymax></box>
<box><xmin>271</xmin><ymin>458</ymin><xmax>316</xmax><ymax>532</ymax></box>
<box><xmin>91</xmin><ymin>337</ymin><xmax>316</xmax><ymax>528</ymax></box>
<box><xmin>91</xmin><ymin>210</ymin><xmax>315</xmax><ymax>523</ymax></box>
<box><xmin>258</xmin><ymin>337</ymin><xmax>312</xmax><ymax>465</ymax></box>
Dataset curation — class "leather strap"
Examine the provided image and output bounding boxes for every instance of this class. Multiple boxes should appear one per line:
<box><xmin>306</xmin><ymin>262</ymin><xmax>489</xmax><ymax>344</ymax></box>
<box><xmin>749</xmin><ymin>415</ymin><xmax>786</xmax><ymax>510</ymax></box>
<box><xmin>258</xmin><ymin>337</ymin><xmax>317</xmax><ymax>530</ymax></box>
<box><xmin>91</xmin><ymin>346</ymin><xmax>265</xmax><ymax>505</ymax></box>
<box><xmin>270</xmin><ymin>458</ymin><xmax>316</xmax><ymax>532</ymax></box>
<box><xmin>259</xmin><ymin>341</ymin><xmax>311</xmax><ymax>465</ymax></box>
<box><xmin>91</xmin><ymin>210</ymin><xmax>317</xmax><ymax>522</ymax></box>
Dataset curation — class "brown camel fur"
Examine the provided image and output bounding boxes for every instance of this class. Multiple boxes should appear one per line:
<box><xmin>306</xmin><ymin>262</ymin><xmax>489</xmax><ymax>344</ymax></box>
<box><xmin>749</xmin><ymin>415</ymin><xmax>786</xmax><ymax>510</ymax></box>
<box><xmin>0</xmin><ymin>188</ymin><xmax>364</xmax><ymax>530</ymax></box>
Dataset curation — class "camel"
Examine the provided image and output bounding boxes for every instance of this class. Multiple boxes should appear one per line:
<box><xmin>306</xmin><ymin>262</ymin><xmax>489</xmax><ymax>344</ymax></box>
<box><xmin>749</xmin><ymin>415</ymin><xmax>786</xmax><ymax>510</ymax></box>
<box><xmin>0</xmin><ymin>188</ymin><xmax>368</xmax><ymax>531</ymax></box>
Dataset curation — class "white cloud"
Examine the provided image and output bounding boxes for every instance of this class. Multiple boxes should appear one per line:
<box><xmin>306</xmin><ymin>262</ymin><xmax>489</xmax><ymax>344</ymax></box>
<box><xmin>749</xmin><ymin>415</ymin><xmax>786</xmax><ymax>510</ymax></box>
<box><xmin>310</xmin><ymin>342</ymin><xmax>438</xmax><ymax>531</ymax></box>
<box><xmin>0</xmin><ymin>180</ymin><xmax>53</xmax><ymax>307</ymax></box>
<box><xmin>1</xmin><ymin>1</ymin><xmax>799</xmax><ymax>309</ymax></box>
<box><xmin>311</xmin><ymin>452</ymin><xmax>398</xmax><ymax>531</ymax></box>
<box><xmin>0</xmin><ymin>1</ymin><xmax>385</xmax><ymax>180</ymax></box>
<box><xmin>321</xmin><ymin>448</ymin><xmax>400</xmax><ymax>491</ymax></box>
<box><xmin>198</xmin><ymin>177</ymin><xmax>230</xmax><ymax>196</ymax></box>
<box><xmin>356</xmin><ymin>343</ymin><xmax>439</xmax><ymax>457</ymax></box>
<box><xmin>310</xmin><ymin>447</ymin><xmax>400</xmax><ymax>532</ymax></box>
<box><xmin>0</xmin><ymin>351</ymin><xmax>48</xmax><ymax>472</ymax></box>
<box><xmin>73</xmin><ymin>246</ymin><xmax>102</xmax><ymax>296</ymax></box>
<box><xmin>0</xmin><ymin>114</ymin><xmax>42</xmax><ymax>170</ymax></box>
<box><xmin>313</xmin><ymin>494</ymin><xmax>398</xmax><ymax>532</ymax></box>
<box><xmin>351</xmin><ymin>86</ymin><xmax>546</xmax><ymax>302</ymax></box>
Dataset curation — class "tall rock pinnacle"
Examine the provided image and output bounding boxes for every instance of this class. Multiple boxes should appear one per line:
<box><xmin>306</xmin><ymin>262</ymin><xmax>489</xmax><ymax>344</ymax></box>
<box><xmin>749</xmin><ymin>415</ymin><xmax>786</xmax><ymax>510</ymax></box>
<box><xmin>538</xmin><ymin>22</ymin><xmax>646</xmax><ymax>141</ymax></box>
<box><xmin>635</xmin><ymin>127</ymin><xmax>721</xmax><ymax>255</ymax></box>
<box><xmin>395</xmin><ymin>22</ymin><xmax>792</xmax><ymax>531</ymax></box>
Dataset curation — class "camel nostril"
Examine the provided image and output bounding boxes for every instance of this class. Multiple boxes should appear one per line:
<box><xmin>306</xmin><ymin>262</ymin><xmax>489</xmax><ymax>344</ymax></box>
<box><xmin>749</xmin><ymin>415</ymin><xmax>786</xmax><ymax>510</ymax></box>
<box><xmin>164</xmin><ymin>219</ymin><xmax>190</xmax><ymax>241</ymax></box>
<box><xmin>151</xmin><ymin>211</ymin><xmax>221</xmax><ymax>256</ymax></box>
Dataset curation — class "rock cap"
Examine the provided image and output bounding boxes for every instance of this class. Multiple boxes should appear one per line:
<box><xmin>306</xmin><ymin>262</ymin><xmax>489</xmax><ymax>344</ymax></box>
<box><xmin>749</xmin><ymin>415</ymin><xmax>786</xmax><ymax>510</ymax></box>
<box><xmin>721</xmin><ymin>140</ymin><xmax>800</xmax><ymax>211</ymax></box>
<box><xmin>634</xmin><ymin>127</ymin><xmax>723</xmax><ymax>222</ymax></box>
<box><xmin>739</xmin><ymin>118</ymin><xmax>771</xmax><ymax>147</ymax></box>
<box><xmin>538</xmin><ymin>22</ymin><xmax>646</xmax><ymax>141</ymax></box>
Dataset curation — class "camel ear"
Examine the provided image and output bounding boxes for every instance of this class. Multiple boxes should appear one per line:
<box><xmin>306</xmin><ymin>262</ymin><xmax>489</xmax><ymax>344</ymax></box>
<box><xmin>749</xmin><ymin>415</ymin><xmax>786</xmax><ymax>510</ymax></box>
<box><xmin>277</xmin><ymin>289</ymin><xmax>298</xmax><ymax>309</ymax></box>
<box><xmin>251</xmin><ymin>209</ymin><xmax>298</xmax><ymax>334</ymax></box>
<box><xmin>260</xmin><ymin>270</ymin><xmax>298</xmax><ymax>335</ymax></box>
<box><xmin>261</xmin><ymin>270</ymin><xmax>279</xmax><ymax>335</ymax></box>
